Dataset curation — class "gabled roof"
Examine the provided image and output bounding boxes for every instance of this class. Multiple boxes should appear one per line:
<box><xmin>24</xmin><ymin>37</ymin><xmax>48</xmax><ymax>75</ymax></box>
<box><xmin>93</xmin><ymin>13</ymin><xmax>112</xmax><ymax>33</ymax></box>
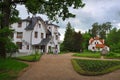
<box><xmin>48</xmin><ymin>24</ymin><xmax>60</xmax><ymax>27</ymax></box>
<box><xmin>89</xmin><ymin>36</ymin><xmax>104</xmax><ymax>44</ymax></box>
<box><xmin>40</xmin><ymin>38</ymin><xmax>51</xmax><ymax>45</ymax></box>
<box><xmin>25</xmin><ymin>17</ymin><xmax>45</xmax><ymax>30</ymax></box>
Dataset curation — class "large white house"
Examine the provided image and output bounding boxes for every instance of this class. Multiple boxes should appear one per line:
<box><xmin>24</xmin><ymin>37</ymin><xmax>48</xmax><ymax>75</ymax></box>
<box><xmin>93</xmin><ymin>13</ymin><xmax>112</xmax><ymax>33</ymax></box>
<box><xmin>88</xmin><ymin>36</ymin><xmax>109</xmax><ymax>52</ymax></box>
<box><xmin>11</xmin><ymin>16</ymin><xmax>60</xmax><ymax>54</ymax></box>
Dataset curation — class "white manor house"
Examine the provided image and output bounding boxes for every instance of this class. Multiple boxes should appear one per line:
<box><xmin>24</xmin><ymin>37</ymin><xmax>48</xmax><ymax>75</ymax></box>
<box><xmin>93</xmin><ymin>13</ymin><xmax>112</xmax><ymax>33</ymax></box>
<box><xmin>11</xmin><ymin>16</ymin><xmax>60</xmax><ymax>54</ymax></box>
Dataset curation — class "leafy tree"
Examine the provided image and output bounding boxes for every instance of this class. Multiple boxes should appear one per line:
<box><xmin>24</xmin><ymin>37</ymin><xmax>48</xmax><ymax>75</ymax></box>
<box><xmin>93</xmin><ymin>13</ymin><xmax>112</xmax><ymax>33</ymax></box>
<box><xmin>0</xmin><ymin>0</ymin><xmax>85</xmax><ymax>58</ymax></box>
<box><xmin>90</xmin><ymin>22</ymin><xmax>112</xmax><ymax>39</ymax></box>
<box><xmin>106</xmin><ymin>28</ymin><xmax>120</xmax><ymax>53</ymax></box>
<box><xmin>82</xmin><ymin>32</ymin><xmax>91</xmax><ymax>50</ymax></box>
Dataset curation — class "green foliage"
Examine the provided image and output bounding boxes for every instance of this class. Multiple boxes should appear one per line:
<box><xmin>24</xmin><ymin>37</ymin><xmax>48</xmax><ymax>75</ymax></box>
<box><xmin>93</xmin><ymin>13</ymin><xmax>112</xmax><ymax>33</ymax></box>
<box><xmin>106</xmin><ymin>28</ymin><xmax>120</xmax><ymax>53</ymax></box>
<box><xmin>0</xmin><ymin>28</ymin><xmax>18</xmax><ymax>58</ymax></box>
<box><xmin>15</xmin><ymin>52</ymin><xmax>42</xmax><ymax>62</ymax></box>
<box><xmin>82</xmin><ymin>32</ymin><xmax>91</xmax><ymax>50</ymax></box>
<box><xmin>62</xmin><ymin>22</ymin><xmax>83</xmax><ymax>52</ymax></box>
<box><xmin>0</xmin><ymin>58</ymin><xmax>28</xmax><ymax>80</ymax></box>
<box><xmin>24</xmin><ymin>0</ymin><xmax>85</xmax><ymax>21</ymax></box>
<box><xmin>5</xmin><ymin>41</ymin><xmax>18</xmax><ymax>57</ymax></box>
<box><xmin>72</xmin><ymin>31</ymin><xmax>83</xmax><ymax>52</ymax></box>
<box><xmin>73</xmin><ymin>52</ymin><xmax>101</xmax><ymax>58</ymax></box>
<box><xmin>72</xmin><ymin>59</ymin><xmax>120</xmax><ymax>76</ymax></box>
<box><xmin>62</xmin><ymin>22</ymin><xmax>75</xmax><ymax>51</ymax></box>
<box><xmin>105</xmin><ymin>52</ymin><xmax>120</xmax><ymax>59</ymax></box>
<box><xmin>89</xmin><ymin>22</ymin><xmax>112</xmax><ymax>39</ymax></box>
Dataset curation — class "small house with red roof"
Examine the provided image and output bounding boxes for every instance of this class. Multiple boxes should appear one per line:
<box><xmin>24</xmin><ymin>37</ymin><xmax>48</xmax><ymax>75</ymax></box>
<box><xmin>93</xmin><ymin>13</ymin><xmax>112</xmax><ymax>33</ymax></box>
<box><xmin>88</xmin><ymin>36</ymin><xmax>109</xmax><ymax>51</ymax></box>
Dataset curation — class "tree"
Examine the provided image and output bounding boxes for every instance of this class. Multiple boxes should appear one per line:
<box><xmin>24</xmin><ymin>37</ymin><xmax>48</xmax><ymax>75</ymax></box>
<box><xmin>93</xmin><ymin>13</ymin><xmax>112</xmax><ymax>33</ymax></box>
<box><xmin>0</xmin><ymin>0</ymin><xmax>85</xmax><ymax>58</ymax></box>
<box><xmin>63</xmin><ymin>22</ymin><xmax>75</xmax><ymax>51</ymax></box>
<box><xmin>72</xmin><ymin>31</ymin><xmax>83</xmax><ymax>52</ymax></box>
<box><xmin>82</xmin><ymin>31</ymin><xmax>91</xmax><ymax>50</ymax></box>
<box><xmin>106</xmin><ymin>28</ymin><xmax>120</xmax><ymax>53</ymax></box>
<box><xmin>90</xmin><ymin>22</ymin><xmax>112</xmax><ymax>39</ymax></box>
<box><xmin>62</xmin><ymin>22</ymin><xmax>83</xmax><ymax>52</ymax></box>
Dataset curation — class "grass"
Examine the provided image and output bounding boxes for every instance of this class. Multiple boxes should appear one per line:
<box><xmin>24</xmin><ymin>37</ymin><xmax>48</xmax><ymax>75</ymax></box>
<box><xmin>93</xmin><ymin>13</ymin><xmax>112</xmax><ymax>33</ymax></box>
<box><xmin>73</xmin><ymin>51</ymin><xmax>101</xmax><ymax>58</ymax></box>
<box><xmin>0</xmin><ymin>58</ymin><xmax>28</xmax><ymax>80</ymax></box>
<box><xmin>72</xmin><ymin>59</ymin><xmax>120</xmax><ymax>76</ymax></box>
<box><xmin>104</xmin><ymin>52</ymin><xmax>120</xmax><ymax>59</ymax></box>
<box><xmin>15</xmin><ymin>53</ymin><xmax>42</xmax><ymax>62</ymax></box>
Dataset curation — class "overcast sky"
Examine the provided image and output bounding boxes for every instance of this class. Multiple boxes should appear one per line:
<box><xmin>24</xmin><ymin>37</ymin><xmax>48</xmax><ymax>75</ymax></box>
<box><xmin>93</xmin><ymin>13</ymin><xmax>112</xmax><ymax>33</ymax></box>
<box><xmin>16</xmin><ymin>0</ymin><xmax>120</xmax><ymax>40</ymax></box>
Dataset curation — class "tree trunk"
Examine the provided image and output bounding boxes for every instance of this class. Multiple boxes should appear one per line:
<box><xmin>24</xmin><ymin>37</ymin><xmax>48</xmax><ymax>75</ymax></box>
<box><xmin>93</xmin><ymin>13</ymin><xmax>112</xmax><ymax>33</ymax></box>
<box><xmin>0</xmin><ymin>0</ymin><xmax>11</xmax><ymax>58</ymax></box>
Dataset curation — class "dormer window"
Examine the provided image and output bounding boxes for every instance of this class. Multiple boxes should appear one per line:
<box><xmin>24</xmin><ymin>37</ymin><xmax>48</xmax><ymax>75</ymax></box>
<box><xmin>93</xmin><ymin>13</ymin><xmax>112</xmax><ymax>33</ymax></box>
<box><xmin>39</xmin><ymin>24</ymin><xmax>41</xmax><ymax>28</ymax></box>
<box><xmin>18</xmin><ymin>21</ymin><xmax>22</xmax><ymax>28</ymax></box>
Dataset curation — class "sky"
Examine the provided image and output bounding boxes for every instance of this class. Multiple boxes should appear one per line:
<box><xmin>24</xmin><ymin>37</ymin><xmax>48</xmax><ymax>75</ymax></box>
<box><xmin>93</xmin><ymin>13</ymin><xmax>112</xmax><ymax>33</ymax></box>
<box><xmin>16</xmin><ymin>0</ymin><xmax>120</xmax><ymax>41</ymax></box>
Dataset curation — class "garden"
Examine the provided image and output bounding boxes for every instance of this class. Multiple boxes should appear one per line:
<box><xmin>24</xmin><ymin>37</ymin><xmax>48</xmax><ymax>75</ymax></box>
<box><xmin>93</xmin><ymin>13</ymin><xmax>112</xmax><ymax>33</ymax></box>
<box><xmin>72</xmin><ymin>59</ymin><xmax>120</xmax><ymax>76</ymax></box>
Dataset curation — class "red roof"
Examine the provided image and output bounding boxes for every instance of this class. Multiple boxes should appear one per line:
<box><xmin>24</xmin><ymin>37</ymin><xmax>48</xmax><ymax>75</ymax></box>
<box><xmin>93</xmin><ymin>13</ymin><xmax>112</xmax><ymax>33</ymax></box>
<box><xmin>89</xmin><ymin>37</ymin><xmax>104</xmax><ymax>44</ymax></box>
<box><xmin>96</xmin><ymin>44</ymin><xmax>105</xmax><ymax>48</ymax></box>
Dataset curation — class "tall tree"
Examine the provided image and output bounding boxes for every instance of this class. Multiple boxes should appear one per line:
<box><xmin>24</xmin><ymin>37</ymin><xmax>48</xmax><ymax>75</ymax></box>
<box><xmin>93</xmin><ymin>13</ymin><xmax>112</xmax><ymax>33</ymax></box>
<box><xmin>0</xmin><ymin>0</ymin><xmax>85</xmax><ymax>58</ymax></box>
<box><xmin>90</xmin><ymin>22</ymin><xmax>112</xmax><ymax>39</ymax></box>
<box><xmin>72</xmin><ymin>31</ymin><xmax>83</xmax><ymax>52</ymax></box>
<box><xmin>63</xmin><ymin>22</ymin><xmax>75</xmax><ymax>51</ymax></box>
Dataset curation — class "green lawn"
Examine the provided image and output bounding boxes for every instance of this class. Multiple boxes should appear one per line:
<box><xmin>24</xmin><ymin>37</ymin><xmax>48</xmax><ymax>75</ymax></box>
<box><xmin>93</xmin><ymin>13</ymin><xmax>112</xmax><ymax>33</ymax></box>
<box><xmin>72</xmin><ymin>59</ymin><xmax>120</xmax><ymax>76</ymax></box>
<box><xmin>0</xmin><ymin>58</ymin><xmax>28</xmax><ymax>80</ymax></box>
<box><xmin>73</xmin><ymin>52</ymin><xmax>101</xmax><ymax>58</ymax></box>
<box><xmin>15</xmin><ymin>53</ymin><xmax>42</xmax><ymax>62</ymax></box>
<box><xmin>104</xmin><ymin>52</ymin><xmax>120</xmax><ymax>59</ymax></box>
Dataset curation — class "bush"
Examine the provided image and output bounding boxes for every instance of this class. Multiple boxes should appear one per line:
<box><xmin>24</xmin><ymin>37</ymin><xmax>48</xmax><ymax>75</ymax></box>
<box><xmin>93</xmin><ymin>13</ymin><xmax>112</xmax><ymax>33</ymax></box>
<box><xmin>72</xmin><ymin>59</ymin><xmax>120</xmax><ymax>76</ymax></box>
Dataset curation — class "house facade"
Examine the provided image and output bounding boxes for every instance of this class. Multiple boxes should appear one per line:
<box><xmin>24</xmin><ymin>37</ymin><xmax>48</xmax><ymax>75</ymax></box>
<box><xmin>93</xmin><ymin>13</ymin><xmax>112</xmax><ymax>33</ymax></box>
<box><xmin>88</xmin><ymin>36</ymin><xmax>109</xmax><ymax>51</ymax></box>
<box><xmin>11</xmin><ymin>16</ymin><xmax>60</xmax><ymax>54</ymax></box>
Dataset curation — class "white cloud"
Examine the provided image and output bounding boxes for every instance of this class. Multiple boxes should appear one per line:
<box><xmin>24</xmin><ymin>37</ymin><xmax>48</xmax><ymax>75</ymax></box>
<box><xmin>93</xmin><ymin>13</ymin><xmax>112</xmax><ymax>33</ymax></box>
<box><xmin>17</xmin><ymin>0</ymin><xmax>120</xmax><ymax>41</ymax></box>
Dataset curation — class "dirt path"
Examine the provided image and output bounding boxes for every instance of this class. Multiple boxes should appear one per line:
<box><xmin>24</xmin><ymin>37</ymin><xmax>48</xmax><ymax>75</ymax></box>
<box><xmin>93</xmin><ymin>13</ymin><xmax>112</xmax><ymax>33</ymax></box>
<box><xmin>17</xmin><ymin>53</ymin><xmax>120</xmax><ymax>80</ymax></box>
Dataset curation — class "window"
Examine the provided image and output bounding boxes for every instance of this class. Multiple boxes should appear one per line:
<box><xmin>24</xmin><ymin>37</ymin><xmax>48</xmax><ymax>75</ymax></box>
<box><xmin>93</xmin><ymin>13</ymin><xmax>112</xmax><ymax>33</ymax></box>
<box><xmin>35</xmin><ymin>32</ymin><xmax>38</xmax><ymax>38</ymax></box>
<box><xmin>17</xmin><ymin>32</ymin><xmax>23</xmax><ymax>38</ymax></box>
<box><xmin>39</xmin><ymin>24</ymin><xmax>41</xmax><ymax>28</ymax></box>
<box><xmin>16</xmin><ymin>42</ymin><xmax>22</xmax><ymax>49</ymax></box>
<box><xmin>41</xmin><ymin>33</ymin><xmax>44</xmax><ymax>39</ymax></box>
<box><xmin>18</xmin><ymin>21</ymin><xmax>22</xmax><ymax>28</ymax></box>
<box><xmin>56</xmin><ymin>35</ymin><xmax>58</xmax><ymax>40</ymax></box>
<box><xmin>27</xmin><ymin>45</ymin><xmax>29</xmax><ymax>50</ymax></box>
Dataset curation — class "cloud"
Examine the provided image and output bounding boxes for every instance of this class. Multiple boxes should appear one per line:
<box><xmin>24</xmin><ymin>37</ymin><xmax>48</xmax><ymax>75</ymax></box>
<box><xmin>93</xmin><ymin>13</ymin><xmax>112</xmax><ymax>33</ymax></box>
<box><xmin>16</xmin><ymin>0</ymin><xmax>120</xmax><ymax>40</ymax></box>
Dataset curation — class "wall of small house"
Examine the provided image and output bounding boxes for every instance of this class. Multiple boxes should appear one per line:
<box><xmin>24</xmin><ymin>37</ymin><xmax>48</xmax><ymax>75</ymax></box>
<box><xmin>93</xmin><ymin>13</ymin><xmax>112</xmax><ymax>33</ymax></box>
<box><xmin>91</xmin><ymin>40</ymin><xmax>102</xmax><ymax>45</ymax></box>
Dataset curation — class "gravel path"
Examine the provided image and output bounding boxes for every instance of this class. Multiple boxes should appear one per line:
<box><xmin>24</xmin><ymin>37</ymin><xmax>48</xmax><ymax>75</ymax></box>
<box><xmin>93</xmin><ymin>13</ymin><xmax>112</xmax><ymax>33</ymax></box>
<box><xmin>17</xmin><ymin>53</ymin><xmax>120</xmax><ymax>80</ymax></box>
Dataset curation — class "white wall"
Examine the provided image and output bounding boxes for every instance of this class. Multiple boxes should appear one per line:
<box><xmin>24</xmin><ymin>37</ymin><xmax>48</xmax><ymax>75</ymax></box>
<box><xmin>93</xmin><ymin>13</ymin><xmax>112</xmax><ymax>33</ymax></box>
<box><xmin>32</xmin><ymin>21</ymin><xmax>46</xmax><ymax>45</ymax></box>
